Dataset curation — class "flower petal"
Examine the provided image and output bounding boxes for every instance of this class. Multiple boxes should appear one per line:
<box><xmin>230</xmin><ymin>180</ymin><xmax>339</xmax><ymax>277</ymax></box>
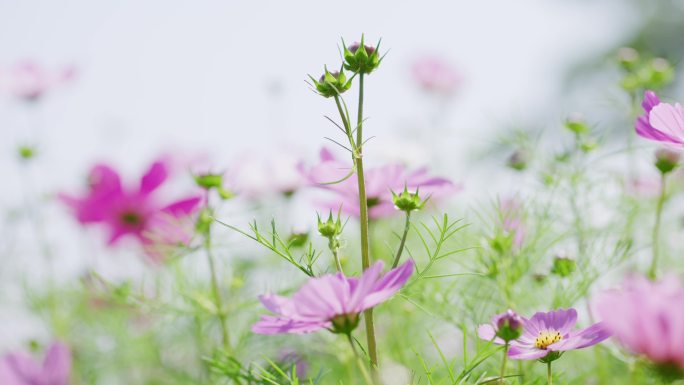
<box><xmin>507</xmin><ymin>346</ymin><xmax>548</xmax><ymax>360</ymax></box>
<box><xmin>140</xmin><ymin>161</ymin><xmax>168</xmax><ymax>195</ymax></box>
<box><xmin>359</xmin><ymin>259</ymin><xmax>414</xmax><ymax>311</ymax></box>
<box><xmin>549</xmin><ymin>322</ymin><xmax>610</xmax><ymax>351</ymax></box>
<box><xmin>42</xmin><ymin>342</ymin><xmax>71</xmax><ymax>385</ymax></box>
<box><xmin>477</xmin><ymin>324</ymin><xmax>505</xmax><ymax>345</ymax></box>
<box><xmin>252</xmin><ymin>316</ymin><xmax>329</xmax><ymax>335</ymax></box>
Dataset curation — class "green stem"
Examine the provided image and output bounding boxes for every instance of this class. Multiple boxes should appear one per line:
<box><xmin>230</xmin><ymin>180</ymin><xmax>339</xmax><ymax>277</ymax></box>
<box><xmin>392</xmin><ymin>211</ymin><xmax>411</xmax><ymax>268</ymax></box>
<box><xmin>499</xmin><ymin>343</ymin><xmax>509</xmax><ymax>384</ymax></box>
<box><xmin>649</xmin><ymin>173</ymin><xmax>667</xmax><ymax>280</ymax></box>
<box><xmin>355</xmin><ymin>73</ymin><xmax>378</xmax><ymax>368</ymax></box>
<box><xmin>547</xmin><ymin>361</ymin><xmax>553</xmax><ymax>385</ymax></box>
<box><xmin>347</xmin><ymin>334</ymin><xmax>375</xmax><ymax>385</ymax></box>
<box><xmin>331</xmin><ymin>240</ymin><xmax>343</xmax><ymax>273</ymax></box>
<box><xmin>204</xmin><ymin>233</ymin><xmax>231</xmax><ymax>351</ymax></box>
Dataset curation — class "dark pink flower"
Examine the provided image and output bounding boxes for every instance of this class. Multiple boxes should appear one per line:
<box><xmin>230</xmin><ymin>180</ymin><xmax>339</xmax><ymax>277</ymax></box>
<box><xmin>1</xmin><ymin>341</ymin><xmax>71</xmax><ymax>385</ymax></box>
<box><xmin>253</xmin><ymin>260</ymin><xmax>414</xmax><ymax>335</ymax></box>
<box><xmin>479</xmin><ymin>308</ymin><xmax>610</xmax><ymax>360</ymax></box>
<box><xmin>60</xmin><ymin>160</ymin><xmax>201</xmax><ymax>262</ymax></box>
<box><xmin>636</xmin><ymin>90</ymin><xmax>684</xmax><ymax>146</ymax></box>
<box><xmin>594</xmin><ymin>275</ymin><xmax>684</xmax><ymax>372</ymax></box>
<box><xmin>300</xmin><ymin>148</ymin><xmax>458</xmax><ymax>219</ymax></box>
<box><xmin>411</xmin><ymin>56</ymin><xmax>461</xmax><ymax>96</ymax></box>
<box><xmin>0</xmin><ymin>60</ymin><xmax>75</xmax><ymax>102</ymax></box>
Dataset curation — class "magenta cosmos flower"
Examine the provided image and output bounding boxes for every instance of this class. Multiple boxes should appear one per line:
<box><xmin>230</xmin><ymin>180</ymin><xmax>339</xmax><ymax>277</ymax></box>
<box><xmin>636</xmin><ymin>90</ymin><xmax>684</xmax><ymax>146</ymax></box>
<box><xmin>300</xmin><ymin>148</ymin><xmax>458</xmax><ymax>219</ymax></box>
<box><xmin>594</xmin><ymin>275</ymin><xmax>684</xmax><ymax>372</ymax></box>
<box><xmin>0</xmin><ymin>60</ymin><xmax>75</xmax><ymax>102</ymax></box>
<box><xmin>60</xmin><ymin>159</ymin><xmax>201</xmax><ymax>262</ymax></box>
<box><xmin>253</xmin><ymin>259</ymin><xmax>414</xmax><ymax>335</ymax></box>
<box><xmin>1</xmin><ymin>341</ymin><xmax>71</xmax><ymax>385</ymax></box>
<box><xmin>479</xmin><ymin>308</ymin><xmax>610</xmax><ymax>360</ymax></box>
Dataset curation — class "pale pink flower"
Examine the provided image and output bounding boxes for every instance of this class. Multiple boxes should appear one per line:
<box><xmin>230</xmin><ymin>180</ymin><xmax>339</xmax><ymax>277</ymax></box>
<box><xmin>636</xmin><ymin>90</ymin><xmax>684</xmax><ymax>146</ymax></box>
<box><xmin>0</xmin><ymin>60</ymin><xmax>75</xmax><ymax>102</ymax></box>
<box><xmin>1</xmin><ymin>341</ymin><xmax>71</xmax><ymax>385</ymax></box>
<box><xmin>253</xmin><ymin>260</ymin><xmax>414</xmax><ymax>334</ymax></box>
<box><xmin>411</xmin><ymin>56</ymin><xmax>461</xmax><ymax>96</ymax></box>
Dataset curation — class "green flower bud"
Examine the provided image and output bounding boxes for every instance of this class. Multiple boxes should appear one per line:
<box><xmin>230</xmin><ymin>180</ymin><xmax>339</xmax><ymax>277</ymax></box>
<box><xmin>579</xmin><ymin>137</ymin><xmax>599</xmax><ymax>153</ymax></box>
<box><xmin>655</xmin><ymin>148</ymin><xmax>680</xmax><ymax>175</ymax></box>
<box><xmin>309</xmin><ymin>67</ymin><xmax>352</xmax><ymax>98</ymax></box>
<box><xmin>194</xmin><ymin>173</ymin><xmax>223</xmax><ymax>189</ymax></box>
<box><xmin>617</xmin><ymin>47</ymin><xmax>639</xmax><ymax>71</ymax></box>
<box><xmin>564</xmin><ymin>114</ymin><xmax>589</xmax><ymax>136</ymax></box>
<box><xmin>551</xmin><ymin>255</ymin><xmax>576</xmax><ymax>277</ymax></box>
<box><xmin>495</xmin><ymin>310</ymin><xmax>524</xmax><ymax>342</ymax></box>
<box><xmin>288</xmin><ymin>231</ymin><xmax>309</xmax><ymax>248</ymax></box>
<box><xmin>643</xmin><ymin>57</ymin><xmax>674</xmax><ymax>91</ymax></box>
<box><xmin>392</xmin><ymin>186</ymin><xmax>427</xmax><ymax>212</ymax></box>
<box><xmin>18</xmin><ymin>145</ymin><xmax>36</xmax><ymax>160</ymax></box>
<box><xmin>196</xmin><ymin>207</ymin><xmax>214</xmax><ymax>236</ymax></box>
<box><xmin>342</xmin><ymin>35</ymin><xmax>382</xmax><ymax>75</ymax></box>
<box><xmin>317</xmin><ymin>211</ymin><xmax>343</xmax><ymax>238</ymax></box>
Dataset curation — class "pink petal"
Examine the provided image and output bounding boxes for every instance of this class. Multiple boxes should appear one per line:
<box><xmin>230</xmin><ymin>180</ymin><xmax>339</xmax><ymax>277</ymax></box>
<box><xmin>42</xmin><ymin>342</ymin><xmax>71</xmax><ymax>385</ymax></box>
<box><xmin>649</xmin><ymin>103</ymin><xmax>684</xmax><ymax>142</ymax></box>
<box><xmin>507</xmin><ymin>346</ymin><xmax>548</xmax><ymax>360</ymax></box>
<box><xmin>549</xmin><ymin>322</ymin><xmax>610</xmax><ymax>352</ymax></box>
<box><xmin>162</xmin><ymin>196</ymin><xmax>201</xmax><ymax>217</ymax></box>
<box><xmin>139</xmin><ymin>161</ymin><xmax>168</xmax><ymax>195</ymax></box>
<box><xmin>477</xmin><ymin>324</ymin><xmax>505</xmax><ymax>345</ymax></box>
<box><xmin>252</xmin><ymin>316</ymin><xmax>329</xmax><ymax>334</ymax></box>
<box><xmin>360</xmin><ymin>259</ymin><xmax>414</xmax><ymax>310</ymax></box>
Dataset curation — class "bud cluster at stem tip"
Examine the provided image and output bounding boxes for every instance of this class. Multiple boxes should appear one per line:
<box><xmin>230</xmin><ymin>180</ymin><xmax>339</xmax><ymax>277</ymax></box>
<box><xmin>309</xmin><ymin>66</ymin><xmax>352</xmax><ymax>98</ymax></box>
<box><xmin>654</xmin><ymin>148</ymin><xmax>681</xmax><ymax>175</ymax></box>
<box><xmin>342</xmin><ymin>35</ymin><xmax>383</xmax><ymax>75</ymax></box>
<box><xmin>317</xmin><ymin>210</ymin><xmax>343</xmax><ymax>239</ymax></box>
<box><xmin>193</xmin><ymin>173</ymin><xmax>234</xmax><ymax>200</ymax></box>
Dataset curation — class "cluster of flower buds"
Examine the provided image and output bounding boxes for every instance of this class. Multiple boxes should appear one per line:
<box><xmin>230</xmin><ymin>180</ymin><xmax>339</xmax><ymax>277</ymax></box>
<box><xmin>617</xmin><ymin>47</ymin><xmax>674</xmax><ymax>92</ymax></box>
<box><xmin>309</xmin><ymin>67</ymin><xmax>352</xmax><ymax>98</ymax></box>
<box><xmin>392</xmin><ymin>186</ymin><xmax>428</xmax><ymax>212</ymax></box>
<box><xmin>654</xmin><ymin>148</ymin><xmax>681</xmax><ymax>175</ymax></box>
<box><xmin>342</xmin><ymin>35</ymin><xmax>383</xmax><ymax>75</ymax></box>
<box><xmin>317</xmin><ymin>210</ymin><xmax>344</xmax><ymax>251</ymax></box>
<box><xmin>309</xmin><ymin>35</ymin><xmax>383</xmax><ymax>98</ymax></box>
<box><xmin>564</xmin><ymin>113</ymin><xmax>598</xmax><ymax>153</ymax></box>
<box><xmin>494</xmin><ymin>309</ymin><xmax>524</xmax><ymax>342</ymax></box>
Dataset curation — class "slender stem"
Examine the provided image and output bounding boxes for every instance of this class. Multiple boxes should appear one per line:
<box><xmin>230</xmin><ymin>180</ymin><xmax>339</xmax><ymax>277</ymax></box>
<box><xmin>346</xmin><ymin>334</ymin><xmax>375</xmax><ymax>385</ymax></box>
<box><xmin>499</xmin><ymin>342</ymin><xmax>509</xmax><ymax>384</ymax></box>
<box><xmin>392</xmin><ymin>211</ymin><xmax>411</xmax><ymax>268</ymax></box>
<box><xmin>330</xmin><ymin>239</ymin><xmax>343</xmax><ymax>273</ymax></box>
<box><xmin>649</xmin><ymin>173</ymin><xmax>667</xmax><ymax>280</ymax></box>
<box><xmin>204</xmin><ymin>233</ymin><xmax>231</xmax><ymax>351</ymax></box>
<box><xmin>354</xmin><ymin>72</ymin><xmax>377</xmax><ymax>368</ymax></box>
<box><xmin>547</xmin><ymin>361</ymin><xmax>553</xmax><ymax>385</ymax></box>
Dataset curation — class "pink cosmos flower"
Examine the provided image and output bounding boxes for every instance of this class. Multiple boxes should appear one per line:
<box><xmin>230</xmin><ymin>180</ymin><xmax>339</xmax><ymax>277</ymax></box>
<box><xmin>411</xmin><ymin>56</ymin><xmax>461</xmax><ymax>96</ymax></box>
<box><xmin>500</xmin><ymin>198</ymin><xmax>525</xmax><ymax>248</ymax></box>
<box><xmin>1</xmin><ymin>341</ymin><xmax>71</xmax><ymax>385</ymax></box>
<box><xmin>594</xmin><ymin>275</ymin><xmax>684</xmax><ymax>372</ymax></box>
<box><xmin>300</xmin><ymin>148</ymin><xmax>458</xmax><ymax>219</ymax></box>
<box><xmin>478</xmin><ymin>308</ymin><xmax>610</xmax><ymax>360</ymax></box>
<box><xmin>60</xmin><ymin>159</ymin><xmax>201</xmax><ymax>262</ymax></box>
<box><xmin>636</xmin><ymin>90</ymin><xmax>684</xmax><ymax>146</ymax></box>
<box><xmin>253</xmin><ymin>259</ymin><xmax>414</xmax><ymax>335</ymax></box>
<box><xmin>0</xmin><ymin>60</ymin><xmax>75</xmax><ymax>102</ymax></box>
<box><xmin>226</xmin><ymin>151</ymin><xmax>307</xmax><ymax>199</ymax></box>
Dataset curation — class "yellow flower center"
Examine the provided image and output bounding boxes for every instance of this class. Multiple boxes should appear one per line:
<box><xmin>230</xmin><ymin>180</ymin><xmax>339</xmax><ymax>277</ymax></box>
<box><xmin>535</xmin><ymin>331</ymin><xmax>562</xmax><ymax>349</ymax></box>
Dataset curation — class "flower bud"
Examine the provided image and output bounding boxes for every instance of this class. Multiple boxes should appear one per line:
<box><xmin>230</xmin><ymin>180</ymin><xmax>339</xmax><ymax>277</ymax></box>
<box><xmin>617</xmin><ymin>47</ymin><xmax>639</xmax><ymax>71</ymax></box>
<box><xmin>494</xmin><ymin>309</ymin><xmax>524</xmax><ymax>342</ymax></box>
<box><xmin>194</xmin><ymin>173</ymin><xmax>223</xmax><ymax>189</ymax></box>
<box><xmin>507</xmin><ymin>150</ymin><xmax>528</xmax><ymax>171</ymax></box>
<box><xmin>196</xmin><ymin>207</ymin><xmax>213</xmax><ymax>236</ymax></box>
<box><xmin>392</xmin><ymin>186</ymin><xmax>427</xmax><ymax>212</ymax></box>
<box><xmin>564</xmin><ymin>113</ymin><xmax>589</xmax><ymax>135</ymax></box>
<box><xmin>330</xmin><ymin>313</ymin><xmax>360</xmax><ymax>335</ymax></box>
<box><xmin>579</xmin><ymin>137</ymin><xmax>598</xmax><ymax>153</ymax></box>
<box><xmin>309</xmin><ymin>67</ymin><xmax>351</xmax><ymax>98</ymax></box>
<box><xmin>288</xmin><ymin>230</ymin><xmax>309</xmax><ymax>248</ymax></box>
<box><xmin>551</xmin><ymin>255</ymin><xmax>576</xmax><ymax>277</ymax></box>
<box><xmin>654</xmin><ymin>148</ymin><xmax>680</xmax><ymax>175</ymax></box>
<box><xmin>643</xmin><ymin>57</ymin><xmax>674</xmax><ymax>90</ymax></box>
<box><xmin>317</xmin><ymin>211</ymin><xmax>343</xmax><ymax>238</ymax></box>
<box><xmin>17</xmin><ymin>145</ymin><xmax>36</xmax><ymax>160</ymax></box>
<box><xmin>343</xmin><ymin>35</ymin><xmax>382</xmax><ymax>75</ymax></box>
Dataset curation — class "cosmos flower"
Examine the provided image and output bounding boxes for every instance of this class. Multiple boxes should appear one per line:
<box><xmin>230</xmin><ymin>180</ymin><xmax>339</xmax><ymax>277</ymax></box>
<box><xmin>594</xmin><ymin>275</ymin><xmax>684</xmax><ymax>372</ymax></box>
<box><xmin>252</xmin><ymin>259</ymin><xmax>414</xmax><ymax>335</ymax></box>
<box><xmin>477</xmin><ymin>309</ymin><xmax>524</xmax><ymax>343</ymax></box>
<box><xmin>411</xmin><ymin>56</ymin><xmax>461</xmax><ymax>96</ymax></box>
<box><xmin>479</xmin><ymin>308</ymin><xmax>610</xmax><ymax>361</ymax></box>
<box><xmin>0</xmin><ymin>60</ymin><xmax>75</xmax><ymax>102</ymax></box>
<box><xmin>300</xmin><ymin>148</ymin><xmax>457</xmax><ymax>219</ymax></box>
<box><xmin>226</xmin><ymin>151</ymin><xmax>307</xmax><ymax>199</ymax></box>
<box><xmin>635</xmin><ymin>90</ymin><xmax>684</xmax><ymax>146</ymax></box>
<box><xmin>500</xmin><ymin>198</ymin><xmax>525</xmax><ymax>248</ymax></box>
<box><xmin>60</xmin><ymin>159</ymin><xmax>201</xmax><ymax>262</ymax></box>
<box><xmin>1</xmin><ymin>341</ymin><xmax>71</xmax><ymax>385</ymax></box>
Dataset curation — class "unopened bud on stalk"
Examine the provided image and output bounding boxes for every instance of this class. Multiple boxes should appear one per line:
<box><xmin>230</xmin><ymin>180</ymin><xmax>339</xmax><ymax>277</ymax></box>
<box><xmin>495</xmin><ymin>309</ymin><xmax>524</xmax><ymax>342</ymax></box>
<box><xmin>342</xmin><ymin>35</ymin><xmax>383</xmax><ymax>75</ymax></box>
<box><xmin>317</xmin><ymin>211</ymin><xmax>343</xmax><ymax>239</ymax></box>
<box><xmin>193</xmin><ymin>173</ymin><xmax>234</xmax><ymax>200</ymax></box>
<box><xmin>654</xmin><ymin>148</ymin><xmax>681</xmax><ymax>175</ymax></box>
<box><xmin>392</xmin><ymin>186</ymin><xmax>427</xmax><ymax>212</ymax></box>
<box><xmin>617</xmin><ymin>47</ymin><xmax>639</xmax><ymax>71</ymax></box>
<box><xmin>564</xmin><ymin>113</ymin><xmax>589</xmax><ymax>136</ymax></box>
<box><xmin>551</xmin><ymin>255</ymin><xmax>577</xmax><ymax>277</ymax></box>
<box><xmin>309</xmin><ymin>67</ymin><xmax>351</xmax><ymax>98</ymax></box>
<box><xmin>17</xmin><ymin>145</ymin><xmax>36</xmax><ymax>160</ymax></box>
<box><xmin>507</xmin><ymin>150</ymin><xmax>528</xmax><ymax>171</ymax></box>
